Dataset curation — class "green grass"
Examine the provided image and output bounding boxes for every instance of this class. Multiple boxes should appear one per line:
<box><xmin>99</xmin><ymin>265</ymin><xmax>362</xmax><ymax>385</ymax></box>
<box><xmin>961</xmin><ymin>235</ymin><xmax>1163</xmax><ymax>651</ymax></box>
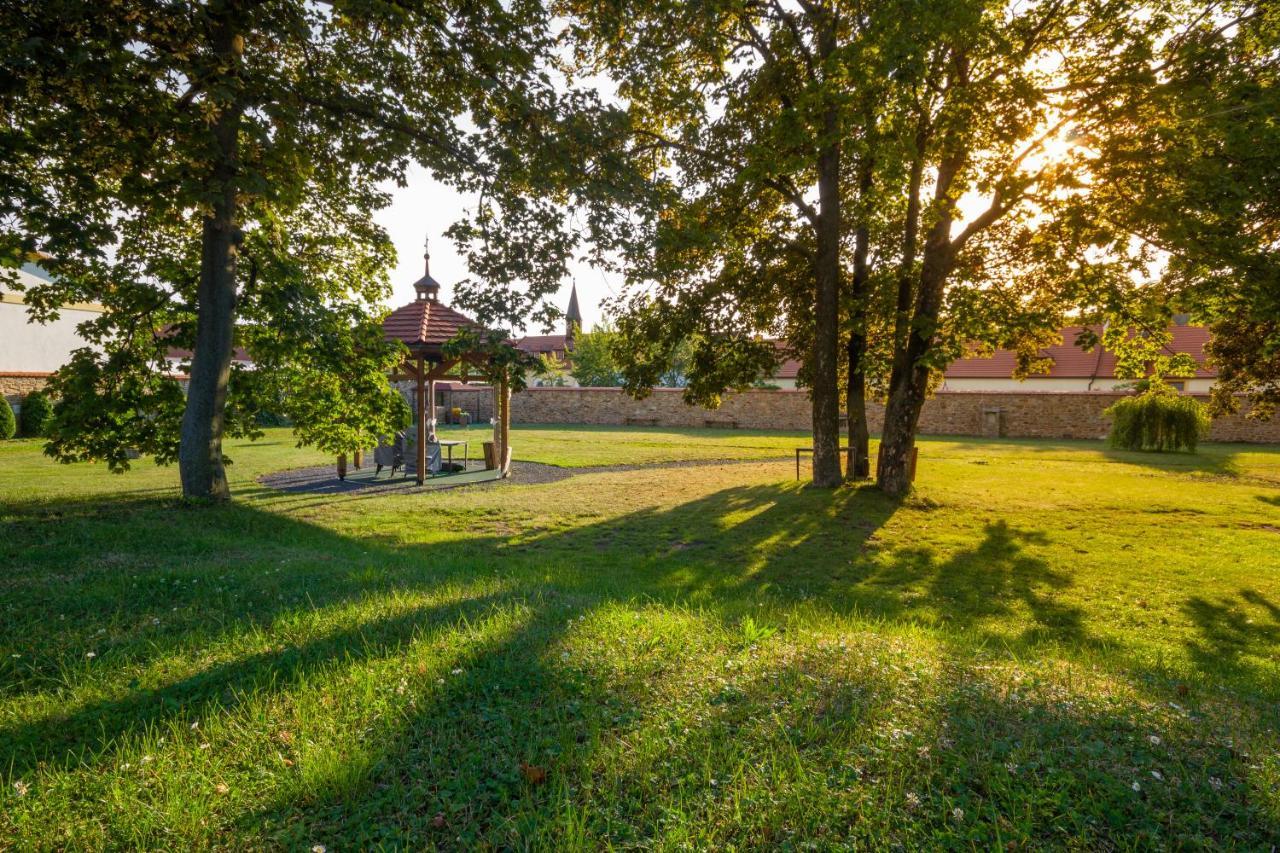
<box><xmin>2</xmin><ymin>426</ymin><xmax>1279</xmax><ymax>848</ymax></box>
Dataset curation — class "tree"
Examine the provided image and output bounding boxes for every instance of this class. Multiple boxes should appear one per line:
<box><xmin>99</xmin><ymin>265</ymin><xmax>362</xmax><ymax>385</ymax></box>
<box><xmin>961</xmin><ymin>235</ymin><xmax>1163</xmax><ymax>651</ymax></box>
<box><xmin>1077</xmin><ymin>2</ymin><xmax>1279</xmax><ymax>420</ymax></box>
<box><xmin>0</xmin><ymin>398</ymin><xmax>14</xmax><ymax>440</ymax></box>
<box><xmin>534</xmin><ymin>352</ymin><xmax>571</xmax><ymax>387</ymax></box>
<box><xmin>568</xmin><ymin>324</ymin><xmax>623</xmax><ymax>387</ymax></box>
<box><xmin>560</xmin><ymin>0</ymin><xmax>904</xmax><ymax>486</ymax></box>
<box><xmin>864</xmin><ymin>0</ymin><xmax>1176</xmax><ymax>496</ymax></box>
<box><xmin>0</xmin><ymin>0</ymin><xmax>587</xmax><ymax>500</ymax></box>
<box><xmin>19</xmin><ymin>390</ymin><xmax>53</xmax><ymax>438</ymax></box>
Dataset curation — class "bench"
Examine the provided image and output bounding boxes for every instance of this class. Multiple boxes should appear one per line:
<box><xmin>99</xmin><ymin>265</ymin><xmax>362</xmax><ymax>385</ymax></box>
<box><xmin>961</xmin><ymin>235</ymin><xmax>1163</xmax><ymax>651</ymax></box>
<box><xmin>625</xmin><ymin>416</ymin><xmax>660</xmax><ymax>426</ymax></box>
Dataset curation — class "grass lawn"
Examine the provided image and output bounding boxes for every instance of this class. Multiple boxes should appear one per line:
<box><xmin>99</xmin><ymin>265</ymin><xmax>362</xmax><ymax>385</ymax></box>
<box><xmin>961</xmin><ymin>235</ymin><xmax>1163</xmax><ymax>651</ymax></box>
<box><xmin>2</xmin><ymin>425</ymin><xmax>1279</xmax><ymax>848</ymax></box>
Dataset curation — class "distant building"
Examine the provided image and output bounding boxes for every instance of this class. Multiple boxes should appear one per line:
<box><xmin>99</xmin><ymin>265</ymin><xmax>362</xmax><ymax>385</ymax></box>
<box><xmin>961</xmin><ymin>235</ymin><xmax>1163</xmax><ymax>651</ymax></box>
<box><xmin>759</xmin><ymin>322</ymin><xmax>1216</xmax><ymax>393</ymax></box>
<box><xmin>941</xmin><ymin>323</ymin><xmax>1216</xmax><ymax>394</ymax></box>
<box><xmin>515</xmin><ymin>284</ymin><xmax>582</xmax><ymax>386</ymax></box>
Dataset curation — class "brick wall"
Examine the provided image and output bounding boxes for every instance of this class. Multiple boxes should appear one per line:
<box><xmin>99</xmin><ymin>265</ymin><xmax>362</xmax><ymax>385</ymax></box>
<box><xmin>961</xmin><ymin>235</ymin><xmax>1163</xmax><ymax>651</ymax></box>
<box><xmin>510</xmin><ymin>386</ymin><xmax>1280</xmax><ymax>444</ymax></box>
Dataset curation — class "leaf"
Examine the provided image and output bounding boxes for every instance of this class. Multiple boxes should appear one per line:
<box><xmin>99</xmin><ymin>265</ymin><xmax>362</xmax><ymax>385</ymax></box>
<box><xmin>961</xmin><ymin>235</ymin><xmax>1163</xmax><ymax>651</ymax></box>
<box><xmin>519</xmin><ymin>762</ymin><xmax>548</xmax><ymax>785</ymax></box>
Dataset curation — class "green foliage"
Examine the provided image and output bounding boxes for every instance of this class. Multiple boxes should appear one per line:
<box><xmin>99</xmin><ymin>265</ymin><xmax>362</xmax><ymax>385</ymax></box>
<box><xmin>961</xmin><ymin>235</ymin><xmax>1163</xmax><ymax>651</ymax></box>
<box><xmin>18</xmin><ymin>391</ymin><xmax>52</xmax><ymax>438</ymax></box>
<box><xmin>0</xmin><ymin>0</ymin><xmax>606</xmax><ymax>494</ymax></box>
<box><xmin>533</xmin><ymin>352</ymin><xmax>569</xmax><ymax>387</ymax></box>
<box><xmin>1079</xmin><ymin>3</ymin><xmax>1280</xmax><ymax>420</ymax></box>
<box><xmin>0</xmin><ymin>397</ymin><xmax>14</xmax><ymax>439</ymax></box>
<box><xmin>443</xmin><ymin>327</ymin><xmax>536</xmax><ymax>392</ymax></box>
<box><xmin>567</xmin><ymin>325</ymin><xmax>623</xmax><ymax>387</ymax></box>
<box><xmin>1106</xmin><ymin>391</ymin><xmax>1210</xmax><ymax>453</ymax></box>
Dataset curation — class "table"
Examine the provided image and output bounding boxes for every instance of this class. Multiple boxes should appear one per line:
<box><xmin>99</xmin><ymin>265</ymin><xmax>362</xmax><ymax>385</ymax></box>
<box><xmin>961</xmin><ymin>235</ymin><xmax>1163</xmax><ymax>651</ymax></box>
<box><xmin>435</xmin><ymin>439</ymin><xmax>468</xmax><ymax>473</ymax></box>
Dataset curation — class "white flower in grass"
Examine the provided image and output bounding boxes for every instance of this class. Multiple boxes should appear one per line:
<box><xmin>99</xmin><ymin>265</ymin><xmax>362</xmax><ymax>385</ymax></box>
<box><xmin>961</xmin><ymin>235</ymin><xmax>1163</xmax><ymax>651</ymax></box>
<box><xmin>13</xmin><ymin>781</ymin><xmax>28</xmax><ymax>797</ymax></box>
<box><xmin>451</xmin><ymin>668</ymin><xmax>463</xmax><ymax>676</ymax></box>
<box><xmin>1132</xmin><ymin>781</ymin><xmax>1141</xmax><ymax>792</ymax></box>
<box><xmin>1151</xmin><ymin>770</ymin><xmax>1163</xmax><ymax>781</ymax></box>
<box><xmin>85</xmin><ymin>651</ymin><xmax>96</xmax><ymax>659</ymax></box>
<box><xmin>1148</xmin><ymin>734</ymin><xmax>1162</xmax><ymax>746</ymax></box>
<box><xmin>140</xmin><ymin>755</ymin><xmax>153</xmax><ymax>764</ymax></box>
<box><xmin>312</xmin><ymin>846</ymin><xmax>327</xmax><ymax>853</ymax></box>
<box><xmin>904</xmin><ymin>792</ymin><xmax>921</xmax><ymax>811</ymax></box>
<box><xmin>951</xmin><ymin>807</ymin><xmax>965</xmax><ymax>822</ymax></box>
<box><xmin>1209</xmin><ymin>777</ymin><xmax>1223</xmax><ymax>790</ymax></box>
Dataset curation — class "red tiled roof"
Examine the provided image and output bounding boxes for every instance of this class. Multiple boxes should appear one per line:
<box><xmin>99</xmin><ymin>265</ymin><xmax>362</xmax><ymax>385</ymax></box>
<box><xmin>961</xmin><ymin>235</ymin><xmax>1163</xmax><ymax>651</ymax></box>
<box><xmin>771</xmin><ymin>341</ymin><xmax>801</xmax><ymax>379</ymax></box>
<box><xmin>383</xmin><ymin>297</ymin><xmax>482</xmax><ymax>352</ymax></box>
<box><xmin>515</xmin><ymin>334</ymin><xmax>570</xmax><ymax>355</ymax></box>
<box><xmin>944</xmin><ymin>324</ymin><xmax>1216</xmax><ymax>380</ymax></box>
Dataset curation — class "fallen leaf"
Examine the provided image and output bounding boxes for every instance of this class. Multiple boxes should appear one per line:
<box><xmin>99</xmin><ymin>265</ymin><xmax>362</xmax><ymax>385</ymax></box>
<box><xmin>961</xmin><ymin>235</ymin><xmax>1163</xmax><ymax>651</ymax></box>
<box><xmin>431</xmin><ymin>812</ymin><xmax>447</xmax><ymax>829</ymax></box>
<box><xmin>520</xmin><ymin>763</ymin><xmax>547</xmax><ymax>785</ymax></box>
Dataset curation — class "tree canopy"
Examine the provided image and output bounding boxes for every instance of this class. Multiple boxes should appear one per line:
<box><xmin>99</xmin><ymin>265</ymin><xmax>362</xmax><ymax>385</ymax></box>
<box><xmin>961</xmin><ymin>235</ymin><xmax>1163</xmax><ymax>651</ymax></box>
<box><xmin>0</xmin><ymin>0</ymin><xmax>615</xmax><ymax>499</ymax></box>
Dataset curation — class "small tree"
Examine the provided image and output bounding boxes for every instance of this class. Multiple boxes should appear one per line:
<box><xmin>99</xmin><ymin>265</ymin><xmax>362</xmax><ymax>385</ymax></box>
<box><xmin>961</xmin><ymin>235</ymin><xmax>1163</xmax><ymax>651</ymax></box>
<box><xmin>20</xmin><ymin>390</ymin><xmax>52</xmax><ymax>437</ymax></box>
<box><xmin>569</xmin><ymin>325</ymin><xmax>622</xmax><ymax>387</ymax></box>
<box><xmin>0</xmin><ymin>398</ymin><xmax>15</xmax><ymax>440</ymax></box>
<box><xmin>534</xmin><ymin>352</ymin><xmax>569</xmax><ymax>387</ymax></box>
<box><xmin>1106</xmin><ymin>390</ymin><xmax>1210</xmax><ymax>452</ymax></box>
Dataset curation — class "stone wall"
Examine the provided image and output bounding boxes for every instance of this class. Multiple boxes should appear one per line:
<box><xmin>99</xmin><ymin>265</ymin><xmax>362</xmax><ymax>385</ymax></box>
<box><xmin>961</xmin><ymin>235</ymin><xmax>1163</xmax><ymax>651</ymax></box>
<box><xmin>510</xmin><ymin>386</ymin><xmax>1280</xmax><ymax>444</ymax></box>
<box><xmin>0</xmin><ymin>372</ymin><xmax>51</xmax><ymax>412</ymax></box>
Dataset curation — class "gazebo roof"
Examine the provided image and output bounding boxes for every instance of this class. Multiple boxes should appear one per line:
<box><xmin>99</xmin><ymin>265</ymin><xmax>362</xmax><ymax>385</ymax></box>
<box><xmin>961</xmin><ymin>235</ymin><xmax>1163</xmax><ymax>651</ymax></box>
<box><xmin>382</xmin><ymin>240</ymin><xmax>482</xmax><ymax>357</ymax></box>
<box><xmin>382</xmin><ymin>293</ymin><xmax>481</xmax><ymax>355</ymax></box>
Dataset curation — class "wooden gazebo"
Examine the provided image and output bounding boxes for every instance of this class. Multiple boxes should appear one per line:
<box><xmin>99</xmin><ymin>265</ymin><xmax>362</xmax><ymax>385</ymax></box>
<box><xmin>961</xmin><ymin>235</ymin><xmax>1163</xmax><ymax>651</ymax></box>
<box><xmin>380</xmin><ymin>249</ymin><xmax>512</xmax><ymax>485</ymax></box>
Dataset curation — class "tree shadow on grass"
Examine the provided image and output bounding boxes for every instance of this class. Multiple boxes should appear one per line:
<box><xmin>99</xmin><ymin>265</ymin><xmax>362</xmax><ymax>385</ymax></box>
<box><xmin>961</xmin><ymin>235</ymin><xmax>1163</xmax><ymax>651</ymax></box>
<box><xmin>1182</xmin><ymin>588</ymin><xmax>1280</xmax><ymax>697</ymax></box>
<box><xmin>2</xmin><ymin>476</ymin><xmax>1276</xmax><ymax>845</ymax></box>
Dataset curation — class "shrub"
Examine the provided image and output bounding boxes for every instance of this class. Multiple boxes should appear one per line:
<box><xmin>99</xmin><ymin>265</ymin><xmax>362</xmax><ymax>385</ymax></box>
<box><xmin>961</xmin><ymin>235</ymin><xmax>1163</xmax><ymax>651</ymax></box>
<box><xmin>0</xmin><ymin>398</ymin><xmax>14</xmax><ymax>440</ymax></box>
<box><xmin>20</xmin><ymin>390</ymin><xmax>53</xmax><ymax>437</ymax></box>
<box><xmin>1106</xmin><ymin>391</ymin><xmax>1209</xmax><ymax>452</ymax></box>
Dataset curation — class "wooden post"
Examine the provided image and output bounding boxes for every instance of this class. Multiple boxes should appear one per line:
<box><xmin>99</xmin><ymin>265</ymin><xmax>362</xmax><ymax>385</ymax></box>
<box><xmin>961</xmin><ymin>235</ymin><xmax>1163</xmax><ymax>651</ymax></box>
<box><xmin>337</xmin><ymin>453</ymin><xmax>347</xmax><ymax>481</ymax></box>
<box><xmin>427</xmin><ymin>378</ymin><xmax>437</xmax><ymax>442</ymax></box>
<box><xmin>491</xmin><ymin>382</ymin><xmax>502</xmax><ymax>471</ymax></box>
<box><xmin>416</xmin><ymin>352</ymin><xmax>426</xmax><ymax>486</ymax></box>
<box><xmin>499</xmin><ymin>374</ymin><xmax>511</xmax><ymax>476</ymax></box>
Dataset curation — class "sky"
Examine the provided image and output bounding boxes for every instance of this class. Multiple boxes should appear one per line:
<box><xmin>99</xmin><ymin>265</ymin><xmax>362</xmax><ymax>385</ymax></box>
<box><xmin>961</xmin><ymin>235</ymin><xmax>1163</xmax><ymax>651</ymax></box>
<box><xmin>374</xmin><ymin>163</ymin><xmax>617</xmax><ymax>336</ymax></box>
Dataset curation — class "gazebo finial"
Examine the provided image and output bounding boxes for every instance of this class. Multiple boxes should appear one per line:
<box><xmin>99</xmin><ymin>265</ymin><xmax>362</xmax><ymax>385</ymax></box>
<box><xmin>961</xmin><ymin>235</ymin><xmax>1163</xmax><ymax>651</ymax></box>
<box><xmin>415</xmin><ymin>233</ymin><xmax>441</xmax><ymax>302</ymax></box>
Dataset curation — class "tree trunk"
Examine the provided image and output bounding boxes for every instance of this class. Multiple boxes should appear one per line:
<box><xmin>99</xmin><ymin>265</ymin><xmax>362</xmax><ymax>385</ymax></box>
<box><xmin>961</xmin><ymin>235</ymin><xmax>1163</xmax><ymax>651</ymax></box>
<box><xmin>878</xmin><ymin>231</ymin><xmax>954</xmax><ymax>497</ymax></box>
<box><xmin>845</xmin><ymin>154</ymin><xmax>874</xmax><ymax>481</ymax></box>
<box><xmin>179</xmin><ymin>108</ymin><xmax>241</xmax><ymax>500</ymax></box>
<box><xmin>809</xmin><ymin>108</ymin><xmax>843</xmax><ymax>486</ymax></box>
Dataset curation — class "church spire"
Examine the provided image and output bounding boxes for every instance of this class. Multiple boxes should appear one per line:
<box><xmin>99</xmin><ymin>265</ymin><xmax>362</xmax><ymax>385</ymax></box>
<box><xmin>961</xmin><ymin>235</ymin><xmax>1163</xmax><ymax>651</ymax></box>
<box><xmin>565</xmin><ymin>283</ymin><xmax>582</xmax><ymax>341</ymax></box>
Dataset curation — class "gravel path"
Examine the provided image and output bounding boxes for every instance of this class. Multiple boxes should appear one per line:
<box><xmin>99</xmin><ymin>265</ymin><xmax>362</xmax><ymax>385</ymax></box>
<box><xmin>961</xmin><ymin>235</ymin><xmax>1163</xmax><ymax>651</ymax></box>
<box><xmin>257</xmin><ymin>456</ymin><xmax>787</xmax><ymax>494</ymax></box>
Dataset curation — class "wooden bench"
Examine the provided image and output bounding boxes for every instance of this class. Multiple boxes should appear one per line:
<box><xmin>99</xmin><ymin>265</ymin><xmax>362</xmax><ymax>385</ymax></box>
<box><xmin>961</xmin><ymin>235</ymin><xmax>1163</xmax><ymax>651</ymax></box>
<box><xmin>704</xmin><ymin>418</ymin><xmax>738</xmax><ymax>429</ymax></box>
<box><xmin>625</xmin><ymin>416</ymin><xmax>660</xmax><ymax>426</ymax></box>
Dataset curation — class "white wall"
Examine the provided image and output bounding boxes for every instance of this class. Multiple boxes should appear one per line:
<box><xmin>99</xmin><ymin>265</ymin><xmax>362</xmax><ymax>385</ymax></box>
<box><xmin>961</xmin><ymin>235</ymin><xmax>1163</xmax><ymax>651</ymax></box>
<box><xmin>0</xmin><ymin>265</ymin><xmax>104</xmax><ymax>374</ymax></box>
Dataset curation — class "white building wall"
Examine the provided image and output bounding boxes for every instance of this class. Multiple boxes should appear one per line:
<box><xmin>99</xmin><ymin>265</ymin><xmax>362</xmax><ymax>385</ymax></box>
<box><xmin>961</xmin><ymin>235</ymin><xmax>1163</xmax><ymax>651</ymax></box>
<box><xmin>1</xmin><ymin>265</ymin><xmax>105</xmax><ymax>374</ymax></box>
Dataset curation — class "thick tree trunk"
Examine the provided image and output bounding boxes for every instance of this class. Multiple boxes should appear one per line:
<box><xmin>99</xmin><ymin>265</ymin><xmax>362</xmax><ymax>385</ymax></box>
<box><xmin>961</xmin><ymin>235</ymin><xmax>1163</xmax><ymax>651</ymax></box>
<box><xmin>878</xmin><ymin>233</ymin><xmax>954</xmax><ymax>496</ymax></box>
<box><xmin>179</xmin><ymin>136</ymin><xmax>240</xmax><ymax>499</ymax></box>
<box><xmin>178</xmin><ymin>15</ymin><xmax>242</xmax><ymax>502</ymax></box>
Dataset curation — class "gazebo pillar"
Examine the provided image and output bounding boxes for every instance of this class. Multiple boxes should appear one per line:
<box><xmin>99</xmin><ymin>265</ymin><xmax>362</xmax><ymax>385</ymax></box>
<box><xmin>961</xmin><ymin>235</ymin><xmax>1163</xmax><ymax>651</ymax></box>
<box><xmin>416</xmin><ymin>352</ymin><xmax>427</xmax><ymax>485</ymax></box>
<box><xmin>499</xmin><ymin>374</ymin><xmax>511</xmax><ymax>476</ymax></box>
<box><xmin>427</xmin><ymin>378</ymin><xmax>437</xmax><ymax>441</ymax></box>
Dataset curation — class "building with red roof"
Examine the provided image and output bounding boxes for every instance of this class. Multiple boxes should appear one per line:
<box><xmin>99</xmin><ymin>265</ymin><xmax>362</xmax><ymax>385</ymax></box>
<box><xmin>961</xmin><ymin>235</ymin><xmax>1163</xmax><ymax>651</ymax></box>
<box><xmin>761</xmin><ymin>320</ymin><xmax>1216</xmax><ymax>393</ymax></box>
<box><xmin>941</xmin><ymin>321</ymin><xmax>1215</xmax><ymax>393</ymax></box>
